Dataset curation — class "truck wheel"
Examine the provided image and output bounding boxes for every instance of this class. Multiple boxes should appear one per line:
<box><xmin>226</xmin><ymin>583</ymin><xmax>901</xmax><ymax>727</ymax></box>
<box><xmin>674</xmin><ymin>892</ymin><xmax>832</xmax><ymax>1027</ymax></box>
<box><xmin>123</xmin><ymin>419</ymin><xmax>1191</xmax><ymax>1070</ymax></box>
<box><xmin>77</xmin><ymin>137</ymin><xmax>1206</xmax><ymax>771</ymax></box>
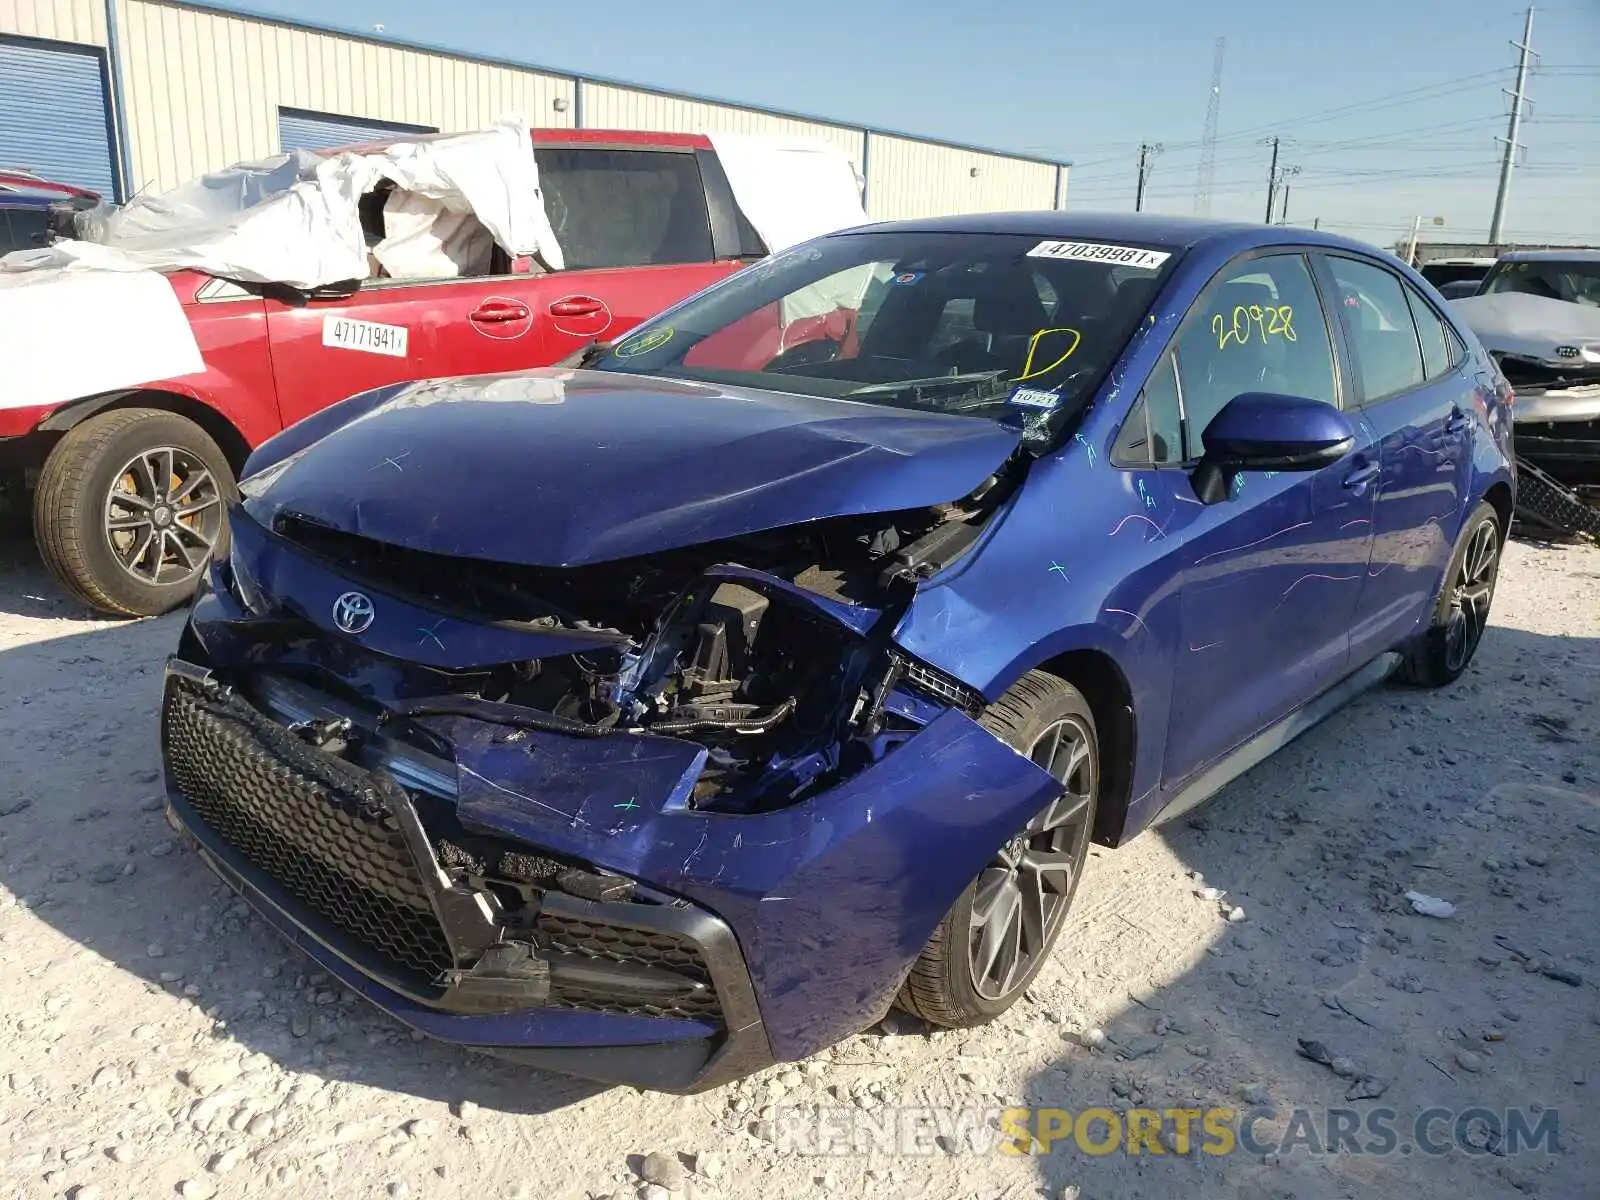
<box><xmin>895</xmin><ymin>671</ymin><xmax>1099</xmax><ymax>1027</ymax></box>
<box><xmin>33</xmin><ymin>408</ymin><xmax>235</xmax><ymax>617</ymax></box>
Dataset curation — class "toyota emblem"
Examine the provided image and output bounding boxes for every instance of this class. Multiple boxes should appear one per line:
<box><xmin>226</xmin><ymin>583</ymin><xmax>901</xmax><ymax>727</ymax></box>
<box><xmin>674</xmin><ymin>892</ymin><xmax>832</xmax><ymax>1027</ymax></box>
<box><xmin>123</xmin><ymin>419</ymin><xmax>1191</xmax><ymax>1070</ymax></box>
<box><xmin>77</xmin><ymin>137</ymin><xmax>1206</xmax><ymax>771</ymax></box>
<box><xmin>331</xmin><ymin>591</ymin><xmax>375</xmax><ymax>634</ymax></box>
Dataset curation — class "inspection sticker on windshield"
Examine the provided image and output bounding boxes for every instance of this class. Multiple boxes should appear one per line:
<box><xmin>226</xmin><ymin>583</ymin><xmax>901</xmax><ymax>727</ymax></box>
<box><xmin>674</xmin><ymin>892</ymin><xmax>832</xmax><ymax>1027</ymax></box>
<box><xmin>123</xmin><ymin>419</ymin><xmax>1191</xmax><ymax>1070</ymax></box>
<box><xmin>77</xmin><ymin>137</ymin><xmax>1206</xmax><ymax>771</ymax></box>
<box><xmin>1007</xmin><ymin>386</ymin><xmax>1062</xmax><ymax>411</ymax></box>
<box><xmin>1027</xmin><ymin>240</ymin><xmax>1171</xmax><ymax>271</ymax></box>
<box><xmin>323</xmin><ymin>316</ymin><xmax>409</xmax><ymax>358</ymax></box>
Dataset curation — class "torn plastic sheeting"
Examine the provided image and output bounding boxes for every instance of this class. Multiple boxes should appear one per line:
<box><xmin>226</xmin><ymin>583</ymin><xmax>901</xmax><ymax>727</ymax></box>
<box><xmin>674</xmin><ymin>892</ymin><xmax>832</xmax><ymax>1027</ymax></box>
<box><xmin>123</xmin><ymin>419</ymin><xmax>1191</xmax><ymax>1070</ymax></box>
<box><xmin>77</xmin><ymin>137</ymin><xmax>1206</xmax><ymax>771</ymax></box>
<box><xmin>0</xmin><ymin>268</ymin><xmax>203</xmax><ymax>412</ymax></box>
<box><xmin>707</xmin><ymin>133</ymin><xmax>868</xmax><ymax>255</ymax></box>
<box><xmin>0</xmin><ymin>117</ymin><xmax>563</xmax><ymax>289</ymax></box>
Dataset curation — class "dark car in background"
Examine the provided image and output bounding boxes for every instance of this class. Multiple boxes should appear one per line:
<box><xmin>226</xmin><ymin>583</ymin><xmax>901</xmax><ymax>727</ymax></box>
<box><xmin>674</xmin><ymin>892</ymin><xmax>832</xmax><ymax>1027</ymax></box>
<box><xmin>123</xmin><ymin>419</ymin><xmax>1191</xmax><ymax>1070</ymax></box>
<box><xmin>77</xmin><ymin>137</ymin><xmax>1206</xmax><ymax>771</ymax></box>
<box><xmin>161</xmin><ymin>213</ymin><xmax>1514</xmax><ymax>1091</ymax></box>
<box><xmin>0</xmin><ymin>169</ymin><xmax>98</xmax><ymax>254</ymax></box>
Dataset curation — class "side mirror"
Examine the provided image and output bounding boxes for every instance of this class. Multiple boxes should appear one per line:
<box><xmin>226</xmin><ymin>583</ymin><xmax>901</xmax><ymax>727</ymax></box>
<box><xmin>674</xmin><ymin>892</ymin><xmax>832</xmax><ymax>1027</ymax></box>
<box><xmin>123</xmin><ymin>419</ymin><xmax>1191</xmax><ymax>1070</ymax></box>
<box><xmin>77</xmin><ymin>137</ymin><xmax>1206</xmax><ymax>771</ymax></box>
<box><xmin>1192</xmin><ymin>392</ymin><xmax>1356</xmax><ymax>505</ymax></box>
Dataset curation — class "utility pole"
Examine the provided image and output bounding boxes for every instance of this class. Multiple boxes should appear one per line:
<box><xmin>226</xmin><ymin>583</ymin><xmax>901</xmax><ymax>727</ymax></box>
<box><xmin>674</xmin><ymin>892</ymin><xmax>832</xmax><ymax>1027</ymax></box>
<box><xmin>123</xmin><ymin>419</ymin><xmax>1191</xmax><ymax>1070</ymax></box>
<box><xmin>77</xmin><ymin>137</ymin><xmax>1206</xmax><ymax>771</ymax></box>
<box><xmin>1312</xmin><ymin>217</ymin><xmax>1320</xmax><ymax>231</ymax></box>
<box><xmin>1489</xmin><ymin>6</ymin><xmax>1536</xmax><ymax>243</ymax></box>
<box><xmin>1135</xmin><ymin>142</ymin><xmax>1163</xmax><ymax>212</ymax></box>
<box><xmin>1405</xmin><ymin>215</ymin><xmax>1424</xmax><ymax>265</ymax></box>
<box><xmin>1260</xmin><ymin>137</ymin><xmax>1281</xmax><ymax>223</ymax></box>
<box><xmin>1277</xmin><ymin>165</ymin><xmax>1301</xmax><ymax>224</ymax></box>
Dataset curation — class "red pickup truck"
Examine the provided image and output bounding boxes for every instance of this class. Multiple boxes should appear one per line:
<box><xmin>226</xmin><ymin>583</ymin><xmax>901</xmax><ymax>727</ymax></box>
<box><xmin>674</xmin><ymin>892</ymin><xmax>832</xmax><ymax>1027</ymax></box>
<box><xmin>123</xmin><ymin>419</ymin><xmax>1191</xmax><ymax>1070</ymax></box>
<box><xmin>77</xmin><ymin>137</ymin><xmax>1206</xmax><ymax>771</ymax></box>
<box><xmin>1</xmin><ymin>130</ymin><xmax>769</xmax><ymax>616</ymax></box>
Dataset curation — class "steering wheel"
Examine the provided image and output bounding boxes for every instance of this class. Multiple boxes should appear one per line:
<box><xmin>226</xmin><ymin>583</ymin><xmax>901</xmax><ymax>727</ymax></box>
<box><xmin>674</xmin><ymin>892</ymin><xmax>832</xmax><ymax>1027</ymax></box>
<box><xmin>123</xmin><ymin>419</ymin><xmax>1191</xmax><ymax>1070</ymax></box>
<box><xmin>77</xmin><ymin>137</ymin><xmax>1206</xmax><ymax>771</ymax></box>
<box><xmin>765</xmin><ymin>339</ymin><xmax>842</xmax><ymax>372</ymax></box>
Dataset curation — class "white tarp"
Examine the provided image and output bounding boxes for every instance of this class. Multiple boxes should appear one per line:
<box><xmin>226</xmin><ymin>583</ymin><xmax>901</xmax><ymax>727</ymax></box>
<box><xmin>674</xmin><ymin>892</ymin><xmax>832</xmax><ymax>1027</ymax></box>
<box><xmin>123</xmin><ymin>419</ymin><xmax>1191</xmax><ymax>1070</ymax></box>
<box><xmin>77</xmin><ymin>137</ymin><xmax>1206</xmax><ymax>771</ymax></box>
<box><xmin>0</xmin><ymin>117</ymin><xmax>562</xmax><ymax>289</ymax></box>
<box><xmin>708</xmin><ymin>133</ymin><xmax>868</xmax><ymax>254</ymax></box>
<box><xmin>0</xmin><ymin>269</ymin><xmax>203</xmax><ymax>411</ymax></box>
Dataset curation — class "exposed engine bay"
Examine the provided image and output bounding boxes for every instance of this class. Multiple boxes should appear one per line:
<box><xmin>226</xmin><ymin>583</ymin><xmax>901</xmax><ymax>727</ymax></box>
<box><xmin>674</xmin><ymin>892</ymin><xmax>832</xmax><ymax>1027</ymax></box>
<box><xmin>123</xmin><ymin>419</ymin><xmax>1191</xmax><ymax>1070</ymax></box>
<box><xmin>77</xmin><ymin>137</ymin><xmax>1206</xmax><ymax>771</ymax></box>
<box><xmin>262</xmin><ymin>472</ymin><xmax>1011</xmax><ymax>813</ymax></box>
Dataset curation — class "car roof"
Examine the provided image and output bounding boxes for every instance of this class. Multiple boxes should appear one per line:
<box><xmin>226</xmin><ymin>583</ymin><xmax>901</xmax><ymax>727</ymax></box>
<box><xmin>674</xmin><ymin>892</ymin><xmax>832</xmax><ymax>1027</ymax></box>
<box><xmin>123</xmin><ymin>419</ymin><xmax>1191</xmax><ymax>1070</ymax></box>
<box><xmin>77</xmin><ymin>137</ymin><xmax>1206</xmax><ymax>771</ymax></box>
<box><xmin>1498</xmin><ymin>248</ymin><xmax>1600</xmax><ymax>264</ymax></box>
<box><xmin>323</xmin><ymin>127</ymin><xmax>712</xmax><ymax>157</ymax></box>
<box><xmin>831</xmin><ymin>210</ymin><xmax>1384</xmax><ymax>256</ymax></box>
<box><xmin>0</xmin><ymin>171</ymin><xmax>98</xmax><ymax>202</ymax></box>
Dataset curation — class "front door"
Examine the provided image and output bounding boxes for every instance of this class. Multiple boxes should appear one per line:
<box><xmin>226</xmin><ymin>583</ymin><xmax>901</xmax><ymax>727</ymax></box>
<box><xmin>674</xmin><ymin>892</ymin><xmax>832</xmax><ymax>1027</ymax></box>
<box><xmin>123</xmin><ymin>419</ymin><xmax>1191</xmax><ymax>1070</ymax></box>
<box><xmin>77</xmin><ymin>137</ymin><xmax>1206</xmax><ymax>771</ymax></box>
<box><xmin>1317</xmin><ymin>254</ymin><xmax>1474</xmax><ymax>665</ymax></box>
<box><xmin>1154</xmin><ymin>251</ymin><xmax>1378</xmax><ymax>786</ymax></box>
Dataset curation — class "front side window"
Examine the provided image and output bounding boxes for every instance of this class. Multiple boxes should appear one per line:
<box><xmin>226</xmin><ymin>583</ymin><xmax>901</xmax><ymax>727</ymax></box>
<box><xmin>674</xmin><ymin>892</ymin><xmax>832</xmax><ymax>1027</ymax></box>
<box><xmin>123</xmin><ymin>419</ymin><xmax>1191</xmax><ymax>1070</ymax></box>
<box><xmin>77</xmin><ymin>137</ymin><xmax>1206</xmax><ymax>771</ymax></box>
<box><xmin>1325</xmin><ymin>256</ymin><xmax>1426</xmax><ymax>402</ymax></box>
<box><xmin>589</xmin><ymin>231</ymin><xmax>1178</xmax><ymax>451</ymax></box>
<box><xmin>535</xmin><ymin>148</ymin><xmax>713</xmax><ymax>270</ymax></box>
<box><xmin>1168</xmin><ymin>253</ymin><xmax>1338</xmax><ymax>460</ymax></box>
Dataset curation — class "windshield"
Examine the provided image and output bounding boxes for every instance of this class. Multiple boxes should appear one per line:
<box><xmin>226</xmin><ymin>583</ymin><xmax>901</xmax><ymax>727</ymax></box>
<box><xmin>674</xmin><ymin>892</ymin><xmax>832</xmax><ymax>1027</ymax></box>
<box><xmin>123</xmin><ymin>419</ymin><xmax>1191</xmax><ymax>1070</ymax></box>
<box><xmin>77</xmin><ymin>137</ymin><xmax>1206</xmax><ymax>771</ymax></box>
<box><xmin>588</xmin><ymin>230</ymin><xmax>1177</xmax><ymax>448</ymax></box>
<box><xmin>1482</xmin><ymin>259</ymin><xmax>1600</xmax><ymax>306</ymax></box>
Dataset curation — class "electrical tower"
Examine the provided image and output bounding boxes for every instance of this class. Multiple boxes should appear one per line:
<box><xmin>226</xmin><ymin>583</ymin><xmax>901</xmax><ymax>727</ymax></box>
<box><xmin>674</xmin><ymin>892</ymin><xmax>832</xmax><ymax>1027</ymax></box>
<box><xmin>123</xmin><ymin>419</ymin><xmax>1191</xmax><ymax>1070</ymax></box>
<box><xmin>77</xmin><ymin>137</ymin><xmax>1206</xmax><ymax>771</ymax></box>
<box><xmin>1193</xmin><ymin>37</ymin><xmax>1225</xmax><ymax>216</ymax></box>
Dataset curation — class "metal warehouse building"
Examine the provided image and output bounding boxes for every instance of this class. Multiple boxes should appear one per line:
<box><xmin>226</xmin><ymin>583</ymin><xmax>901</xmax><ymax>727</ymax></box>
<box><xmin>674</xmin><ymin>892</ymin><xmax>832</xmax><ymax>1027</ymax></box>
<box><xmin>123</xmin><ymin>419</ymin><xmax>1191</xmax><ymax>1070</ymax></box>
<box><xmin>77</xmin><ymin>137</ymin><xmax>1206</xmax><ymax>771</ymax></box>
<box><xmin>1</xmin><ymin>0</ymin><xmax>1069</xmax><ymax>218</ymax></box>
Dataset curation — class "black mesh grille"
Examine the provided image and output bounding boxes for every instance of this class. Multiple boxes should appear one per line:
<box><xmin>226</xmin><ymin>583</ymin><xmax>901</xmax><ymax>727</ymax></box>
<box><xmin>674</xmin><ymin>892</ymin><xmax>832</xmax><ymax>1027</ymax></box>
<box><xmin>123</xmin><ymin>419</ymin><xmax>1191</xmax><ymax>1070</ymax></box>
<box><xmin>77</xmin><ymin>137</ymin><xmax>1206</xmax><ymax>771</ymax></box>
<box><xmin>162</xmin><ymin>678</ymin><xmax>454</xmax><ymax>983</ymax></box>
<box><xmin>537</xmin><ymin>913</ymin><xmax>722</xmax><ymax>1020</ymax></box>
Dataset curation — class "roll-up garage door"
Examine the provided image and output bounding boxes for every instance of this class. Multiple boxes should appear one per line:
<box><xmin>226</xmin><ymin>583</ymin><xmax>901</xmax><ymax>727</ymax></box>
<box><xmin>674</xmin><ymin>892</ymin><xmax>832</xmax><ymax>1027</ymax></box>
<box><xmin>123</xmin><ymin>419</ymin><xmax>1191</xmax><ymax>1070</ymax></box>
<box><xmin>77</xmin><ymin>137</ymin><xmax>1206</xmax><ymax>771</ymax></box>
<box><xmin>277</xmin><ymin>108</ymin><xmax>438</xmax><ymax>153</ymax></box>
<box><xmin>0</xmin><ymin>37</ymin><xmax>118</xmax><ymax>200</ymax></box>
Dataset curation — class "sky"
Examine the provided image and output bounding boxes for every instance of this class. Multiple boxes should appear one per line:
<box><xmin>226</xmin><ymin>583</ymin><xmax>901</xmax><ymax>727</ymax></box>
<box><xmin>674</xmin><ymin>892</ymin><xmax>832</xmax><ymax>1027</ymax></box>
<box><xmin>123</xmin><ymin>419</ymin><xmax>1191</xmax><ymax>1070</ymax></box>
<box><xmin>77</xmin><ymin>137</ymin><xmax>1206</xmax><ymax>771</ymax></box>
<box><xmin>230</xmin><ymin>0</ymin><xmax>1598</xmax><ymax>248</ymax></box>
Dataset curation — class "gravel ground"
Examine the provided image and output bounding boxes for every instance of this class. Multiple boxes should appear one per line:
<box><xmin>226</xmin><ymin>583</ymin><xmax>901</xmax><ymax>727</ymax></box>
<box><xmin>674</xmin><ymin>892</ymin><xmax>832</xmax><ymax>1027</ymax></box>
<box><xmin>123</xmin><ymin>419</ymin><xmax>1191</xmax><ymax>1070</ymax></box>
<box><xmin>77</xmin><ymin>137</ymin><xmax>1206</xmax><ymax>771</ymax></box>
<box><xmin>0</xmin><ymin>533</ymin><xmax>1596</xmax><ymax>1200</ymax></box>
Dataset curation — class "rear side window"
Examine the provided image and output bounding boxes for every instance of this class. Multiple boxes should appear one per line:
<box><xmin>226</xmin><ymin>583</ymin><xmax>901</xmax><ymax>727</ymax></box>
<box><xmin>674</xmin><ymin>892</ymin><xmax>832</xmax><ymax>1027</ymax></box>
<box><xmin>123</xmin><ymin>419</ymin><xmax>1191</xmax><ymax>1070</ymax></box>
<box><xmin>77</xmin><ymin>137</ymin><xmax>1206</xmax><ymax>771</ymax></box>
<box><xmin>1324</xmin><ymin>256</ymin><xmax>1426</xmax><ymax>402</ymax></box>
<box><xmin>1405</xmin><ymin>287</ymin><xmax>1455</xmax><ymax>381</ymax></box>
<box><xmin>535</xmin><ymin>148</ymin><xmax>713</xmax><ymax>270</ymax></box>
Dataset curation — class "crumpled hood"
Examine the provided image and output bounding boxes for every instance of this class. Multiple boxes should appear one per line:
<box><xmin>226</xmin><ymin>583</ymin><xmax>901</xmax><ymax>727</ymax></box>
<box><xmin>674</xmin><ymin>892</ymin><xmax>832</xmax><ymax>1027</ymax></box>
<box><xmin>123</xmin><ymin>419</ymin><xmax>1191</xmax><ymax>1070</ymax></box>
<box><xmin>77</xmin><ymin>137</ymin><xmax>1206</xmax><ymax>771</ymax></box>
<box><xmin>1451</xmin><ymin>292</ymin><xmax>1600</xmax><ymax>368</ymax></box>
<box><xmin>243</xmin><ymin>370</ymin><xmax>1021</xmax><ymax>566</ymax></box>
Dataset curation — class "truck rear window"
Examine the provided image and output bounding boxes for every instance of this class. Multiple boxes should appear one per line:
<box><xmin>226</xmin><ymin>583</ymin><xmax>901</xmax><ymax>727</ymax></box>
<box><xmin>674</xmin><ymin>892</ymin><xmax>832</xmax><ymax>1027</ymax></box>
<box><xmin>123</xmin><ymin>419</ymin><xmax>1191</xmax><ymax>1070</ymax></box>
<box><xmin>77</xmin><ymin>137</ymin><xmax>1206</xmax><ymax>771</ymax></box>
<box><xmin>534</xmin><ymin>148</ymin><xmax>713</xmax><ymax>270</ymax></box>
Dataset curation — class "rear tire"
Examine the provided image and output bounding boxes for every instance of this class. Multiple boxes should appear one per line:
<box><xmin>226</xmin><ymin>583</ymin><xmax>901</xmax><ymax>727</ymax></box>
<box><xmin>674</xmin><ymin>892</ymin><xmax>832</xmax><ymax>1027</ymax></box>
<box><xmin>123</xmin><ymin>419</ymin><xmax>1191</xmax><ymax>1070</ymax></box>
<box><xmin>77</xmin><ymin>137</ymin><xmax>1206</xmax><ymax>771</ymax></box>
<box><xmin>1400</xmin><ymin>499</ymin><xmax>1502</xmax><ymax>688</ymax></box>
<box><xmin>895</xmin><ymin>671</ymin><xmax>1099</xmax><ymax>1028</ymax></box>
<box><xmin>33</xmin><ymin>408</ymin><xmax>234</xmax><ymax>617</ymax></box>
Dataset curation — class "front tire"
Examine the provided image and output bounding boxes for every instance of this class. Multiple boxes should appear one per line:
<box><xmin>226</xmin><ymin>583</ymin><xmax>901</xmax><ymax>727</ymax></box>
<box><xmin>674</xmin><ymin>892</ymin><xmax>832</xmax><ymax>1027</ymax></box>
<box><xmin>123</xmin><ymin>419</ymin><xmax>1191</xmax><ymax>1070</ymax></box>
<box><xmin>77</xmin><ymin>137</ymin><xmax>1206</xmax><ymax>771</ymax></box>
<box><xmin>895</xmin><ymin>671</ymin><xmax>1099</xmax><ymax>1028</ymax></box>
<box><xmin>33</xmin><ymin>408</ymin><xmax>234</xmax><ymax>617</ymax></box>
<box><xmin>1401</xmin><ymin>499</ymin><xmax>1502</xmax><ymax>688</ymax></box>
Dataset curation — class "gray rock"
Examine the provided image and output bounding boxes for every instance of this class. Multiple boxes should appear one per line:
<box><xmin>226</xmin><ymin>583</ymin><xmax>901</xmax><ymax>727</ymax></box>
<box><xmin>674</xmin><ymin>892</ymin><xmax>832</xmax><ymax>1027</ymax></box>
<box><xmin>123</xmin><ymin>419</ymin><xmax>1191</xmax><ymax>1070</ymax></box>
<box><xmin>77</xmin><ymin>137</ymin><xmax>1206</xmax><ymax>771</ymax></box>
<box><xmin>176</xmin><ymin>1181</ymin><xmax>216</xmax><ymax>1199</ymax></box>
<box><xmin>1240</xmin><ymin>1083</ymin><xmax>1270</xmax><ymax>1106</ymax></box>
<box><xmin>88</xmin><ymin>863</ymin><xmax>122</xmax><ymax>884</ymax></box>
<box><xmin>246</xmin><ymin>1113</ymin><xmax>274</xmax><ymax>1136</ymax></box>
<box><xmin>106</xmin><ymin>1144</ymin><xmax>134</xmax><ymax>1164</ymax></box>
<box><xmin>71</xmin><ymin>1186</ymin><xmax>103</xmax><ymax>1200</ymax></box>
<box><xmin>641</xmin><ymin>1187</ymin><xmax>671</xmax><ymax>1200</ymax></box>
<box><xmin>1330</xmin><ymin>1056</ymin><xmax>1359</xmax><ymax>1078</ymax></box>
<box><xmin>386</xmin><ymin>1184</ymin><xmax>410</xmax><ymax>1199</ymax></box>
<box><xmin>1455</xmin><ymin>1048</ymin><xmax>1485</xmax><ymax>1073</ymax></box>
<box><xmin>207</xmin><ymin>1147</ymin><xmax>243</xmax><ymax>1174</ymax></box>
<box><xmin>456</xmin><ymin>1099</ymin><xmax>480</xmax><ymax>1123</ymax></box>
<box><xmin>1227</xmin><ymin>906</ymin><xmax>1248</xmax><ymax>923</ymax></box>
<box><xmin>694</xmin><ymin>1152</ymin><xmax>724</xmax><ymax>1180</ymax></box>
<box><xmin>403</xmin><ymin>1118</ymin><xmax>437</xmax><ymax>1139</ymax></box>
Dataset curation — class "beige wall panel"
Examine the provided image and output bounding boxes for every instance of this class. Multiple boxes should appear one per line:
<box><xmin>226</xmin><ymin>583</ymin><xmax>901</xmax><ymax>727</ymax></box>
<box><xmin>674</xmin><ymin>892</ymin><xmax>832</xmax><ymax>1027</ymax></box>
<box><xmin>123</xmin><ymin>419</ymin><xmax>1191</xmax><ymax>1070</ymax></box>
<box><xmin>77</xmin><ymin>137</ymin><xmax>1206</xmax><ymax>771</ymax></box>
<box><xmin>866</xmin><ymin>134</ymin><xmax>1058</xmax><ymax>221</ymax></box>
<box><xmin>119</xmin><ymin>0</ymin><xmax>574</xmax><ymax>190</ymax></box>
<box><xmin>0</xmin><ymin>0</ymin><xmax>105</xmax><ymax>45</ymax></box>
<box><xmin>582</xmin><ymin>83</ymin><xmax>865</xmax><ymax>164</ymax></box>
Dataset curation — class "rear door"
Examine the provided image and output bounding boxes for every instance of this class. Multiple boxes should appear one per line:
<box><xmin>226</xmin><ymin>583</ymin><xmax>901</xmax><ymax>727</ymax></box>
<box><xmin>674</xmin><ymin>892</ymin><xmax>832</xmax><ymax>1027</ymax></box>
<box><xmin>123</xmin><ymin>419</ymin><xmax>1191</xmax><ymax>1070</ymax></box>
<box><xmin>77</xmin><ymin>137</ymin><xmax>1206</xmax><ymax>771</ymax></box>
<box><xmin>526</xmin><ymin>143</ymin><xmax>752</xmax><ymax>361</ymax></box>
<box><xmin>1316</xmin><ymin>253</ymin><xmax>1474</xmax><ymax>665</ymax></box>
<box><xmin>265</xmin><ymin>275</ymin><xmax>555</xmax><ymax>428</ymax></box>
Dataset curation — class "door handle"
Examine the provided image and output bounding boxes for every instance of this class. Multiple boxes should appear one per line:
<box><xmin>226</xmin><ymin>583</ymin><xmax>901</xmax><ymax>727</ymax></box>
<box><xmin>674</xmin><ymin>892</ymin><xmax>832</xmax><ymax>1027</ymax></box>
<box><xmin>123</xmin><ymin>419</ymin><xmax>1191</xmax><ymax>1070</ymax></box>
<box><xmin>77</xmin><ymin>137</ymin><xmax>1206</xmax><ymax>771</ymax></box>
<box><xmin>1342</xmin><ymin>462</ymin><xmax>1380</xmax><ymax>491</ymax></box>
<box><xmin>470</xmin><ymin>301</ymin><xmax>530</xmax><ymax>323</ymax></box>
<box><xmin>549</xmin><ymin>297</ymin><xmax>605</xmax><ymax>318</ymax></box>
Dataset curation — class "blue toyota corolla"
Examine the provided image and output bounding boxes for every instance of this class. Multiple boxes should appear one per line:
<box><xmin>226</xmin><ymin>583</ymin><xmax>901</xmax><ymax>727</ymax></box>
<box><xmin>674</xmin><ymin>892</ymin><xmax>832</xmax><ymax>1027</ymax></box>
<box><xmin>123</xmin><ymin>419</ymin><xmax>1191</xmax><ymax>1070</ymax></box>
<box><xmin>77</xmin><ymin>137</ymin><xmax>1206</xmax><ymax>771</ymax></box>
<box><xmin>162</xmin><ymin>213</ymin><xmax>1514</xmax><ymax>1091</ymax></box>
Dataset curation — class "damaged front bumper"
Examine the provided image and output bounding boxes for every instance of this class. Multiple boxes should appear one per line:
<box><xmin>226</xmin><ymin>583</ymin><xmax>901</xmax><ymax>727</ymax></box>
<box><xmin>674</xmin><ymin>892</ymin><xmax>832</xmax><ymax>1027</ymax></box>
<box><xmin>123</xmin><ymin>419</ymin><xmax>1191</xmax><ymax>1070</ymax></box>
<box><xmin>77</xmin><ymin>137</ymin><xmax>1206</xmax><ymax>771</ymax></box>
<box><xmin>1514</xmin><ymin>384</ymin><xmax>1600</xmax><ymax>491</ymax></box>
<box><xmin>161</xmin><ymin>557</ymin><xmax>1062</xmax><ymax>1090</ymax></box>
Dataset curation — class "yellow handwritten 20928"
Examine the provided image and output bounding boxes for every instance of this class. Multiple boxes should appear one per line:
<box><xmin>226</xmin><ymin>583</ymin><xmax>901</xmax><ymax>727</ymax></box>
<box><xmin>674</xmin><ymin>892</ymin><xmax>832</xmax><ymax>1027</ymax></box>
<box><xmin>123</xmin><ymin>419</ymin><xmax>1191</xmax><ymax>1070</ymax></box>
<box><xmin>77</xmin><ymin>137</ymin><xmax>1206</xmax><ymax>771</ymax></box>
<box><xmin>1212</xmin><ymin>305</ymin><xmax>1296</xmax><ymax>351</ymax></box>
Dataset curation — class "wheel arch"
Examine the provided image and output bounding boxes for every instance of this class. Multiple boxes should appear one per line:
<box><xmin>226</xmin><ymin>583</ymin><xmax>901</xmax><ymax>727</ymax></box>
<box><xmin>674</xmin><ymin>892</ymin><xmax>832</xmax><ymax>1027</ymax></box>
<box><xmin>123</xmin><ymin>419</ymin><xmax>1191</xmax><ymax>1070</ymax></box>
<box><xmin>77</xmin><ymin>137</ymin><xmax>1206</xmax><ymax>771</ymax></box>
<box><xmin>1028</xmin><ymin>647</ymin><xmax>1138</xmax><ymax>849</ymax></box>
<box><xmin>37</xmin><ymin>390</ymin><xmax>253</xmax><ymax>474</ymax></box>
<box><xmin>1483</xmin><ymin>478</ymin><xmax>1513</xmax><ymax>536</ymax></box>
